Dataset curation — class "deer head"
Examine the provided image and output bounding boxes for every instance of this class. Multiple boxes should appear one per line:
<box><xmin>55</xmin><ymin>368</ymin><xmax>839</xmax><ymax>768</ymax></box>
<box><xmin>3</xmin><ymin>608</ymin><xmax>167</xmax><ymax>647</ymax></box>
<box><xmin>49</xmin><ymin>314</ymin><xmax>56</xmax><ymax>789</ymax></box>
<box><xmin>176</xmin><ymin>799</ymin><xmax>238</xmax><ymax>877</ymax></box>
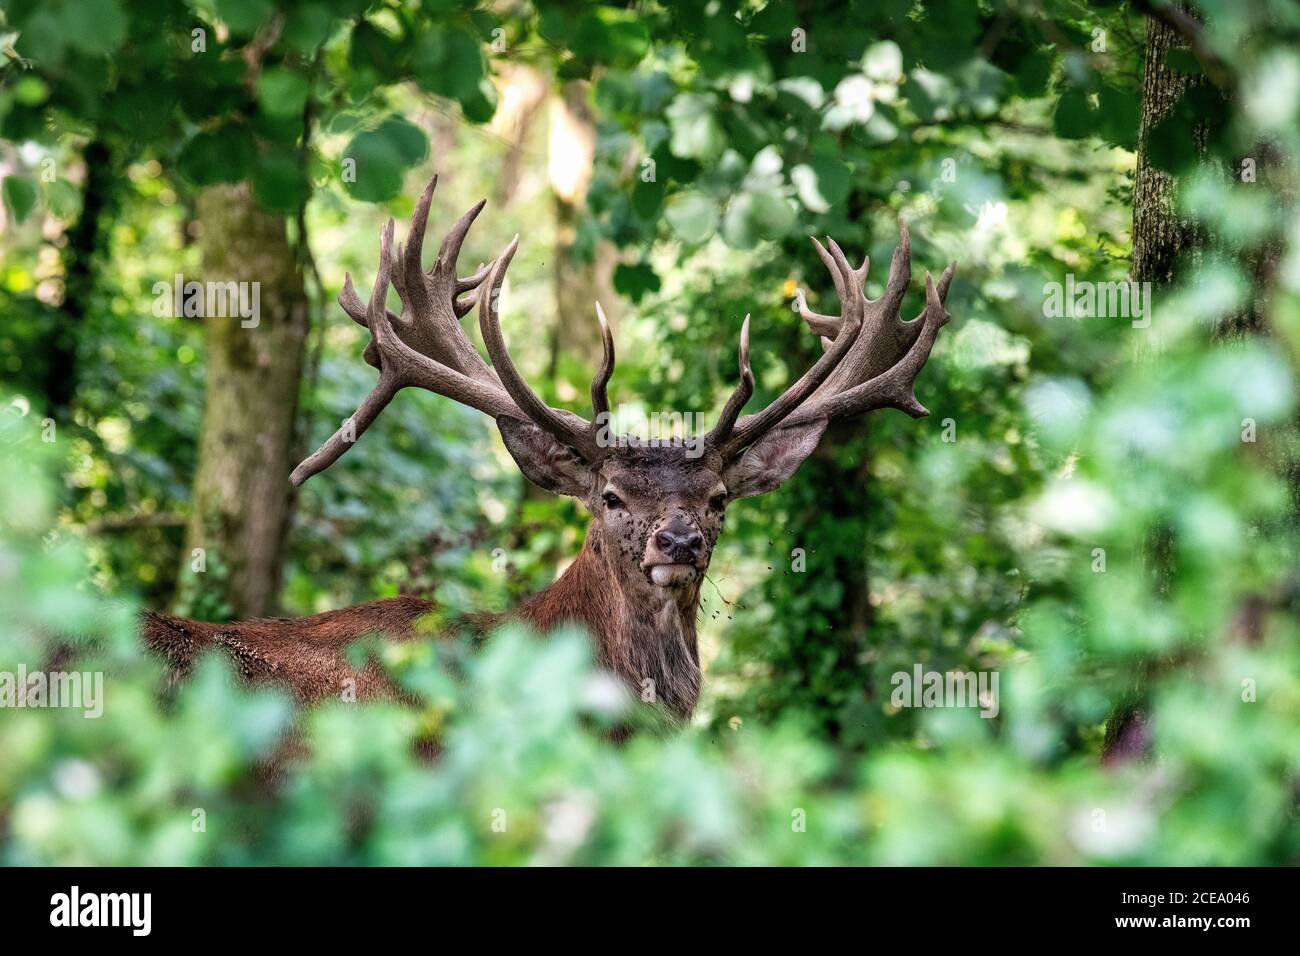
<box><xmin>290</xmin><ymin>175</ymin><xmax>954</xmax><ymax>713</ymax></box>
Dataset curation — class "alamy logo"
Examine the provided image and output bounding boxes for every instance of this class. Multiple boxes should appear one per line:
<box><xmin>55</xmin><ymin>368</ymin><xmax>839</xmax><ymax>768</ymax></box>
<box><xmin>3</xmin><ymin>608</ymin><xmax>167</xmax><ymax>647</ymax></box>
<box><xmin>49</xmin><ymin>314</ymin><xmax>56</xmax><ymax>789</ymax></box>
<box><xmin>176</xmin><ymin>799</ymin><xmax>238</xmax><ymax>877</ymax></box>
<box><xmin>50</xmin><ymin>886</ymin><xmax>151</xmax><ymax>936</ymax></box>
<box><xmin>1042</xmin><ymin>274</ymin><xmax>1152</xmax><ymax>328</ymax></box>
<box><xmin>152</xmin><ymin>274</ymin><xmax>261</xmax><ymax>328</ymax></box>
<box><xmin>0</xmin><ymin>666</ymin><xmax>103</xmax><ymax>718</ymax></box>
<box><xmin>595</xmin><ymin>409</ymin><xmax>708</xmax><ymax>459</ymax></box>
<box><xmin>890</xmin><ymin>664</ymin><xmax>1000</xmax><ymax>718</ymax></box>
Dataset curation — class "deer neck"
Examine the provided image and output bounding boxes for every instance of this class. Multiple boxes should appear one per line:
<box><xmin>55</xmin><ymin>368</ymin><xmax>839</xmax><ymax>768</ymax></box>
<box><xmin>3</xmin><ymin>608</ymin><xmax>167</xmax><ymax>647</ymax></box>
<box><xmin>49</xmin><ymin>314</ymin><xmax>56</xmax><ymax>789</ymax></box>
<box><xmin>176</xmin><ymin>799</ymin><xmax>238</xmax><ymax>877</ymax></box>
<box><xmin>516</xmin><ymin>530</ymin><xmax>702</xmax><ymax>719</ymax></box>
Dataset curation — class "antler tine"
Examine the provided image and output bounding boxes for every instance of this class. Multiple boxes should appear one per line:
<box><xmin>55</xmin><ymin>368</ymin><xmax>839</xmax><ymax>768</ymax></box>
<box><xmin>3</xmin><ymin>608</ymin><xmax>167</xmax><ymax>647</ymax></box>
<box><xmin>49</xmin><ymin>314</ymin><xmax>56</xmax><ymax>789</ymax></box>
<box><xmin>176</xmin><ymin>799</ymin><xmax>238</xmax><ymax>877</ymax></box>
<box><xmin>336</xmin><ymin>177</ymin><xmax>497</xmax><ymax>381</ymax></box>
<box><xmin>291</xmin><ymin>221</ymin><xmax>404</xmax><ymax>486</ymax></box>
<box><xmin>339</xmin><ymin>272</ymin><xmax>396</xmax><ymax>328</ymax></box>
<box><xmin>433</xmin><ymin>198</ymin><xmax>492</xmax><ymax>326</ymax></box>
<box><xmin>399</xmin><ymin>175</ymin><xmax>439</xmax><ymax>315</ymax></box>
<box><xmin>592</xmin><ymin>301</ymin><xmax>615</xmax><ymax>423</ymax></box>
<box><xmin>795</xmin><ymin>237</ymin><xmax>868</xmax><ymax>346</ymax></box>
<box><xmin>718</xmin><ymin>284</ymin><xmax>863</xmax><ymax>457</ymax></box>
<box><xmin>292</xmin><ymin>218</ymin><xmax>524</xmax><ymax>487</ymax></box>
<box><xmin>795</xmin><ymin>238</ymin><xmax>845</xmax><ymax>340</ymax></box>
<box><xmin>705</xmin><ymin>315</ymin><xmax>753</xmax><ymax>446</ymax></box>
<box><xmin>434</xmin><ymin>195</ymin><xmax>487</xmax><ymax>278</ymax></box>
<box><xmin>784</xmin><ymin>258</ymin><xmax>956</xmax><ymax>427</ymax></box>
<box><xmin>457</xmin><ymin>261</ymin><xmax>492</xmax><ymax>293</ymax></box>
<box><xmin>710</xmin><ymin>242</ymin><xmax>867</xmax><ymax>456</ymax></box>
<box><xmin>478</xmin><ymin>236</ymin><xmax>602</xmax><ymax>461</ymax></box>
<box><xmin>878</xmin><ymin>219</ymin><xmax>912</xmax><ymax>321</ymax></box>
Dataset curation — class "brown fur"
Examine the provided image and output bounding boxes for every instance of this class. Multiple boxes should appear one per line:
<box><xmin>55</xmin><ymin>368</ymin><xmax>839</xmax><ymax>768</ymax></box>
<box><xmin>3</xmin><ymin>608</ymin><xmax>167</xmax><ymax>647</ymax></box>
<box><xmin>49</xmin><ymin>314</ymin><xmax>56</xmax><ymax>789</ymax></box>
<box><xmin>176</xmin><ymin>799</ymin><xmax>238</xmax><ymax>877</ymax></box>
<box><xmin>517</xmin><ymin>531</ymin><xmax>703</xmax><ymax>720</ymax></box>
<box><xmin>141</xmin><ymin>596</ymin><xmax>434</xmax><ymax>703</ymax></box>
<box><xmin>143</xmin><ymin>447</ymin><xmax>723</xmax><ymax>720</ymax></box>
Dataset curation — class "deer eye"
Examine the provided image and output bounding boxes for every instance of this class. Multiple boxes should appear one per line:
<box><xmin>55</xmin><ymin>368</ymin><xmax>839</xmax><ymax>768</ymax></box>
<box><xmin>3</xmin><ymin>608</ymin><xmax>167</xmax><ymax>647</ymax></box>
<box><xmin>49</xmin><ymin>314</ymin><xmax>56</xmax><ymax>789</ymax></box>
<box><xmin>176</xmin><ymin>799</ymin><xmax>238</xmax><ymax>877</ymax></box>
<box><xmin>603</xmin><ymin>491</ymin><xmax>624</xmax><ymax>510</ymax></box>
<box><xmin>709</xmin><ymin>493</ymin><xmax>728</xmax><ymax>511</ymax></box>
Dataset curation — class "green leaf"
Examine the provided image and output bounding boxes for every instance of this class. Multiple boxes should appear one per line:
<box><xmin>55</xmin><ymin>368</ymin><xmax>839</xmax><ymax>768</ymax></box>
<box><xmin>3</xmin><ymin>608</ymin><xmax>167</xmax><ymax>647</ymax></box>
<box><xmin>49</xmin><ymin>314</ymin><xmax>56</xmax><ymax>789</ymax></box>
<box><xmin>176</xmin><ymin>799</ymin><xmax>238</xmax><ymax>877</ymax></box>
<box><xmin>12</xmin><ymin>77</ymin><xmax>50</xmax><ymax>107</ymax></box>
<box><xmin>1052</xmin><ymin>89</ymin><xmax>1097</xmax><ymax>140</ymax></box>
<box><xmin>667</xmin><ymin>93</ymin><xmax>725</xmax><ymax>161</ymax></box>
<box><xmin>458</xmin><ymin>78</ymin><xmax>498</xmax><ymax>125</ymax></box>
<box><xmin>1146</xmin><ymin>111</ymin><xmax>1196</xmax><ymax>173</ymax></box>
<box><xmin>664</xmin><ymin>191</ymin><xmax>719</xmax><ymax>244</ymax></box>
<box><xmin>283</xmin><ymin>3</ymin><xmax>336</xmax><ymax>55</ymax></box>
<box><xmin>178</xmin><ymin>128</ymin><xmax>257</xmax><ymax>186</ymax></box>
<box><xmin>722</xmin><ymin>189</ymin><xmax>795</xmax><ymax>249</ymax></box>
<box><xmin>63</xmin><ymin>0</ymin><xmax>128</xmax><ymax>55</ymax></box>
<box><xmin>375</xmin><ymin>117</ymin><xmax>428</xmax><ymax>166</ymax></box>
<box><xmin>257</xmin><ymin>68</ymin><xmax>311</xmax><ymax>119</ymax></box>
<box><xmin>631</xmin><ymin>177</ymin><xmax>664</xmax><ymax>219</ymax></box>
<box><xmin>342</xmin><ymin>119</ymin><xmax>427</xmax><ymax>203</ymax></box>
<box><xmin>253</xmin><ymin>149</ymin><xmax>309</xmax><ymax>213</ymax></box>
<box><xmin>613</xmin><ymin>262</ymin><xmax>661</xmax><ymax>302</ymax></box>
<box><xmin>214</xmin><ymin>0</ymin><xmax>275</xmax><ymax>37</ymax></box>
<box><xmin>412</xmin><ymin>26</ymin><xmax>486</xmax><ymax>103</ymax></box>
<box><xmin>1099</xmin><ymin>86</ymin><xmax>1139</xmax><ymax>151</ymax></box>
<box><xmin>349</xmin><ymin>20</ymin><xmax>403</xmax><ymax>80</ymax></box>
<box><xmin>3</xmin><ymin>176</ymin><xmax>38</xmax><ymax>223</ymax></box>
<box><xmin>571</xmin><ymin>9</ymin><xmax>649</xmax><ymax>69</ymax></box>
<box><xmin>791</xmin><ymin>157</ymin><xmax>850</xmax><ymax>214</ymax></box>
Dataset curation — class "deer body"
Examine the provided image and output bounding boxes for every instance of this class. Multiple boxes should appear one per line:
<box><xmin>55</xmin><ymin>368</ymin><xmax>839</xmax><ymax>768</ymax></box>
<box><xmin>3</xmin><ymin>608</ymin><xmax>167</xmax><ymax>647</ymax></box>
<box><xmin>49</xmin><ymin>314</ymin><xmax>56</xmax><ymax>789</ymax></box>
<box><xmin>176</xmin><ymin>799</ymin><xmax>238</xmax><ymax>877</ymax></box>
<box><xmin>145</xmin><ymin>531</ymin><xmax>705</xmax><ymax>715</ymax></box>
<box><xmin>145</xmin><ymin>175</ymin><xmax>955</xmax><ymax>722</ymax></box>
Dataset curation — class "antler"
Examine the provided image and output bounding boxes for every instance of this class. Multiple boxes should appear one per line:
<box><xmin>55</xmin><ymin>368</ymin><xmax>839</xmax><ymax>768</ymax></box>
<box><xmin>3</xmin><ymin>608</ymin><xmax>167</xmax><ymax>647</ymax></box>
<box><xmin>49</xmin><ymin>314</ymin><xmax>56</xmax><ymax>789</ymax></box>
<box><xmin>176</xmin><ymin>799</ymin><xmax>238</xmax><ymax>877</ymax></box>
<box><xmin>476</xmin><ymin>238</ymin><xmax>612</xmax><ymax>464</ymax></box>
<box><xmin>291</xmin><ymin>175</ymin><xmax>615</xmax><ymax>486</ymax></box>
<box><xmin>335</xmin><ymin>176</ymin><xmax>496</xmax><ymax>379</ymax></box>
<box><xmin>706</xmin><ymin>223</ymin><xmax>955</xmax><ymax>457</ymax></box>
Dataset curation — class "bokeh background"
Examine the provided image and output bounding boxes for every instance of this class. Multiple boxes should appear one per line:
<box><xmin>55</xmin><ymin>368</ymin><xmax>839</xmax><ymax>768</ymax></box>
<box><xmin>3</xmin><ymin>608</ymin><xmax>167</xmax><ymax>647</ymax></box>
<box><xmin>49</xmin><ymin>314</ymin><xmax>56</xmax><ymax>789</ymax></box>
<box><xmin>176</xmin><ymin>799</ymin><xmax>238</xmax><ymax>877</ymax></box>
<box><xmin>1</xmin><ymin>0</ymin><xmax>1298</xmax><ymax>864</ymax></box>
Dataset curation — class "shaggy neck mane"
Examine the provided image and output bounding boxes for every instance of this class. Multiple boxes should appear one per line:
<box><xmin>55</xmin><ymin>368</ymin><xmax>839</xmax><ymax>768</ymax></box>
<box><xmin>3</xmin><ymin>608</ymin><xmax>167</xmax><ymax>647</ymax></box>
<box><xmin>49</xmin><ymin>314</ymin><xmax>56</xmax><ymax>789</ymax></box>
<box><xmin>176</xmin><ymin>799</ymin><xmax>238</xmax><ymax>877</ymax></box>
<box><xmin>514</xmin><ymin>530</ymin><xmax>702</xmax><ymax>719</ymax></box>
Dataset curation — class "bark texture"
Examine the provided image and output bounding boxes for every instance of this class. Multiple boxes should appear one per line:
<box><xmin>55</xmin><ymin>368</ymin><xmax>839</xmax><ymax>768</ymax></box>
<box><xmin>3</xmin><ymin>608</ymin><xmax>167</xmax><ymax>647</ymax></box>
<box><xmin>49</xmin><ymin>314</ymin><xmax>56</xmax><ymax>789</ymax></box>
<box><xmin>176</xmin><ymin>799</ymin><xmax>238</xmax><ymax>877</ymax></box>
<box><xmin>179</xmin><ymin>183</ymin><xmax>309</xmax><ymax>619</ymax></box>
<box><xmin>1131</xmin><ymin>15</ymin><xmax>1205</xmax><ymax>285</ymax></box>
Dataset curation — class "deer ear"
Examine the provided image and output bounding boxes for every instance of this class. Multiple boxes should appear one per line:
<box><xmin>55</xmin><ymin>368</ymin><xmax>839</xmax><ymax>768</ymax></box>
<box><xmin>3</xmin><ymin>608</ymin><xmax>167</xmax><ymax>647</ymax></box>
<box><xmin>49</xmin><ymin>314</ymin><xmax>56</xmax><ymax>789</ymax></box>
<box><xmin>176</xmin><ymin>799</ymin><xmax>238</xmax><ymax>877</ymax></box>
<box><xmin>497</xmin><ymin>417</ymin><xmax>594</xmax><ymax>498</ymax></box>
<box><xmin>722</xmin><ymin>419</ymin><xmax>829</xmax><ymax>499</ymax></box>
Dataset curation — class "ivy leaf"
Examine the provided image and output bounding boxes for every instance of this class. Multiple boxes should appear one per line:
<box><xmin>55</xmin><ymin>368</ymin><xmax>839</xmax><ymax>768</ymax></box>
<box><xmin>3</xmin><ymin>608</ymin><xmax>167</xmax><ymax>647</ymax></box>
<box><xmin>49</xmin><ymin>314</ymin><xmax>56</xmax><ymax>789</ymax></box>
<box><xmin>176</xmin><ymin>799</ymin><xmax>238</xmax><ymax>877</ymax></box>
<box><xmin>613</xmin><ymin>262</ymin><xmax>661</xmax><ymax>302</ymax></box>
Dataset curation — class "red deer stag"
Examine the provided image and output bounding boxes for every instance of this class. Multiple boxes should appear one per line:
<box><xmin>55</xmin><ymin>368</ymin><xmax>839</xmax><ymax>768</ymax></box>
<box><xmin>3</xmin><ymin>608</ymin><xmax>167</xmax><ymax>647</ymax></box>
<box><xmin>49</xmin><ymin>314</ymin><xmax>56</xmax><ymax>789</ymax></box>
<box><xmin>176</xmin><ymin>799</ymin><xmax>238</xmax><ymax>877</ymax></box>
<box><xmin>144</xmin><ymin>175</ymin><xmax>955</xmax><ymax>720</ymax></box>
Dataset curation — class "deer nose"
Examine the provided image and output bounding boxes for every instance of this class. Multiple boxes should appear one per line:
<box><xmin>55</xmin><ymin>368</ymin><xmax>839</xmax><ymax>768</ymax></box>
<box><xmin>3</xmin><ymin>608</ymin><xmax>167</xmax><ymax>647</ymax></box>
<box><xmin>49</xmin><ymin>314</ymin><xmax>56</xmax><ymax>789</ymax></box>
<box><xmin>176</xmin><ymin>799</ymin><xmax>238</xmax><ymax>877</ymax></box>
<box><xmin>655</xmin><ymin>527</ymin><xmax>703</xmax><ymax>558</ymax></box>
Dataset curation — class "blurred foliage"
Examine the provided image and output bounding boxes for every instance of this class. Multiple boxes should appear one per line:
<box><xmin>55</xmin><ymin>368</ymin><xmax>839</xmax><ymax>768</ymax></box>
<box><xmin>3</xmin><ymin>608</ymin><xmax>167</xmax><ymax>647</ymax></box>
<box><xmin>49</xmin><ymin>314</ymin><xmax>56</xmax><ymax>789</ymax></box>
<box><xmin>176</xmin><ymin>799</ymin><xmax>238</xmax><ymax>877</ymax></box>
<box><xmin>2</xmin><ymin>0</ymin><xmax>1299</xmax><ymax>864</ymax></box>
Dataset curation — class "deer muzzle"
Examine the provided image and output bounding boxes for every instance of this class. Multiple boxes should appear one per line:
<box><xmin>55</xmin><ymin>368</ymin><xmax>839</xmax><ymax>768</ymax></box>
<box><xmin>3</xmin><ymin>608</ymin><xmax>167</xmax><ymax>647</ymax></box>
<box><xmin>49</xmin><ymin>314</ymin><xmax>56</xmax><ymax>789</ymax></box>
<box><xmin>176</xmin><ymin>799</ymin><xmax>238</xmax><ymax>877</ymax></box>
<box><xmin>643</xmin><ymin>519</ymin><xmax>706</xmax><ymax>586</ymax></box>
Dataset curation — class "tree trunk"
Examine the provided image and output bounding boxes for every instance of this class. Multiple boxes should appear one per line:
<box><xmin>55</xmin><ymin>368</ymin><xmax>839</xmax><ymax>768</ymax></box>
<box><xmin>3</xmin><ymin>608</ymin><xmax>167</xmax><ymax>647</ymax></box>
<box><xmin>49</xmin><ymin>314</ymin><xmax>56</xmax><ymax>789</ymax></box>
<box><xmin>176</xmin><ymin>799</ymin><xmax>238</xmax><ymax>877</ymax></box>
<box><xmin>1106</xmin><ymin>10</ymin><xmax>1228</xmax><ymax>762</ymax></box>
<box><xmin>549</xmin><ymin>81</ymin><xmax>618</xmax><ymax>372</ymax></box>
<box><xmin>1131</xmin><ymin>14</ymin><xmax>1205</xmax><ymax>286</ymax></box>
<box><xmin>177</xmin><ymin>183</ymin><xmax>309</xmax><ymax>620</ymax></box>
